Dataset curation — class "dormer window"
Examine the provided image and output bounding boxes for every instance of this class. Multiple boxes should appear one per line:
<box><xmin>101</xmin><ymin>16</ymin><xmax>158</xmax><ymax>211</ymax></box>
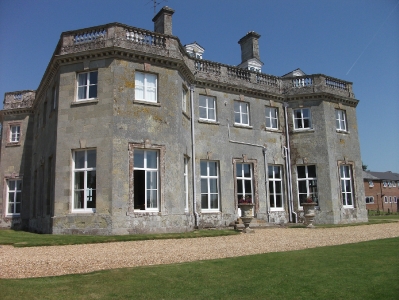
<box><xmin>185</xmin><ymin>42</ymin><xmax>205</xmax><ymax>60</ymax></box>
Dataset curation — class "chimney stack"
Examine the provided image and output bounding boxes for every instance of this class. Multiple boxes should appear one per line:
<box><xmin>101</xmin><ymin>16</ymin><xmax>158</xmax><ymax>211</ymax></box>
<box><xmin>238</xmin><ymin>31</ymin><xmax>261</xmax><ymax>64</ymax></box>
<box><xmin>152</xmin><ymin>6</ymin><xmax>175</xmax><ymax>35</ymax></box>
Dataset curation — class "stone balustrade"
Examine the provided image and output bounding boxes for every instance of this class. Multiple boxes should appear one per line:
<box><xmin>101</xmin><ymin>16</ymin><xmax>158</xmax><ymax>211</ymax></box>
<box><xmin>3</xmin><ymin>91</ymin><xmax>35</xmax><ymax>110</ymax></box>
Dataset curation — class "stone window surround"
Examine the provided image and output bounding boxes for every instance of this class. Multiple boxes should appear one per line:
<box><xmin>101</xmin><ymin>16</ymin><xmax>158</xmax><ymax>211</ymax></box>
<box><xmin>233</xmin><ymin>157</ymin><xmax>259</xmax><ymax>215</ymax></box>
<box><xmin>5</xmin><ymin>122</ymin><xmax>22</xmax><ymax>147</ymax></box>
<box><xmin>3</xmin><ymin>174</ymin><xmax>23</xmax><ymax>217</ymax></box>
<box><xmin>128</xmin><ymin>141</ymin><xmax>165</xmax><ymax>215</ymax></box>
<box><xmin>338</xmin><ymin>160</ymin><xmax>357</xmax><ymax>208</ymax></box>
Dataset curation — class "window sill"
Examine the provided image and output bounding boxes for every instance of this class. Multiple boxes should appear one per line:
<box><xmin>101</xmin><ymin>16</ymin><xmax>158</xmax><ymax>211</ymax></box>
<box><xmin>270</xmin><ymin>208</ymin><xmax>285</xmax><ymax>212</ymax></box>
<box><xmin>133</xmin><ymin>100</ymin><xmax>160</xmax><ymax>106</ymax></box>
<box><xmin>336</xmin><ymin>130</ymin><xmax>350</xmax><ymax>134</ymax></box>
<box><xmin>198</xmin><ymin>119</ymin><xmax>219</xmax><ymax>125</ymax></box>
<box><xmin>5</xmin><ymin>142</ymin><xmax>21</xmax><ymax>147</ymax></box>
<box><xmin>5</xmin><ymin>214</ymin><xmax>20</xmax><ymax>218</ymax></box>
<box><xmin>234</xmin><ymin>124</ymin><xmax>253</xmax><ymax>129</ymax></box>
<box><xmin>201</xmin><ymin>210</ymin><xmax>221</xmax><ymax>214</ymax></box>
<box><xmin>293</xmin><ymin>128</ymin><xmax>314</xmax><ymax>133</ymax></box>
<box><xmin>71</xmin><ymin>99</ymin><xmax>99</xmax><ymax>106</ymax></box>
<box><xmin>264</xmin><ymin>127</ymin><xmax>280</xmax><ymax>132</ymax></box>
<box><xmin>70</xmin><ymin>210</ymin><xmax>96</xmax><ymax>214</ymax></box>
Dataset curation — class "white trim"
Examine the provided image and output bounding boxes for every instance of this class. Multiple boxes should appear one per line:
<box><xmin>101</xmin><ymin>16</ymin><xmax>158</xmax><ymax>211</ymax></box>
<box><xmin>135</xmin><ymin>72</ymin><xmax>157</xmax><ymax>103</ymax></box>
<box><xmin>335</xmin><ymin>109</ymin><xmax>347</xmax><ymax>132</ymax></box>
<box><xmin>200</xmin><ymin>160</ymin><xmax>220</xmax><ymax>212</ymax></box>
<box><xmin>199</xmin><ymin>95</ymin><xmax>216</xmax><ymax>122</ymax></box>
<box><xmin>234</xmin><ymin>101</ymin><xmax>250</xmax><ymax>126</ymax></box>
<box><xmin>77</xmin><ymin>71</ymin><xmax>98</xmax><ymax>101</ymax></box>
<box><xmin>293</xmin><ymin>108</ymin><xmax>312</xmax><ymax>130</ymax></box>
<box><xmin>268</xmin><ymin>165</ymin><xmax>284</xmax><ymax>211</ymax></box>
<box><xmin>297</xmin><ymin>165</ymin><xmax>318</xmax><ymax>209</ymax></box>
<box><xmin>265</xmin><ymin>106</ymin><xmax>278</xmax><ymax>129</ymax></box>
<box><xmin>6</xmin><ymin>179</ymin><xmax>22</xmax><ymax>216</ymax></box>
<box><xmin>340</xmin><ymin>165</ymin><xmax>354</xmax><ymax>208</ymax></box>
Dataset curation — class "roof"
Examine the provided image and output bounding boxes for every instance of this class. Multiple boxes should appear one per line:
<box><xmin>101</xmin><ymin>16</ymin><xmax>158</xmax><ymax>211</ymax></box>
<box><xmin>366</xmin><ymin>171</ymin><xmax>399</xmax><ymax>181</ymax></box>
<box><xmin>282</xmin><ymin>68</ymin><xmax>306</xmax><ymax>78</ymax></box>
<box><xmin>362</xmin><ymin>171</ymin><xmax>379</xmax><ymax>180</ymax></box>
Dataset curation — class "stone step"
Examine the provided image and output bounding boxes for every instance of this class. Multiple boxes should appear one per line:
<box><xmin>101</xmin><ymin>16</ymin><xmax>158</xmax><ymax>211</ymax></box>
<box><xmin>233</xmin><ymin>218</ymin><xmax>280</xmax><ymax>229</ymax></box>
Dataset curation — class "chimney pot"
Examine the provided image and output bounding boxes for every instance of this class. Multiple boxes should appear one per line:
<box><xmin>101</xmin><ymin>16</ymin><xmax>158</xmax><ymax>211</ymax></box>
<box><xmin>152</xmin><ymin>6</ymin><xmax>175</xmax><ymax>35</ymax></box>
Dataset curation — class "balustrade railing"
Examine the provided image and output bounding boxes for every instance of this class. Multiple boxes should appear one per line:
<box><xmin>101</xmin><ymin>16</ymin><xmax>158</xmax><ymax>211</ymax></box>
<box><xmin>292</xmin><ymin>77</ymin><xmax>313</xmax><ymax>87</ymax></box>
<box><xmin>74</xmin><ymin>28</ymin><xmax>106</xmax><ymax>44</ymax></box>
<box><xmin>227</xmin><ymin>67</ymin><xmax>250</xmax><ymax>81</ymax></box>
<box><xmin>256</xmin><ymin>73</ymin><xmax>279</xmax><ymax>87</ymax></box>
<box><xmin>325</xmin><ymin>77</ymin><xmax>347</xmax><ymax>90</ymax></box>
<box><xmin>195</xmin><ymin>60</ymin><xmax>221</xmax><ymax>74</ymax></box>
<box><xmin>125</xmin><ymin>29</ymin><xmax>166</xmax><ymax>47</ymax></box>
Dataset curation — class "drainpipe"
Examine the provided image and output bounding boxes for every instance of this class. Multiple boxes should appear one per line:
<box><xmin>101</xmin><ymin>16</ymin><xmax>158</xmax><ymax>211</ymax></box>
<box><xmin>283</xmin><ymin>102</ymin><xmax>297</xmax><ymax>223</ymax></box>
<box><xmin>190</xmin><ymin>85</ymin><xmax>199</xmax><ymax>228</ymax></box>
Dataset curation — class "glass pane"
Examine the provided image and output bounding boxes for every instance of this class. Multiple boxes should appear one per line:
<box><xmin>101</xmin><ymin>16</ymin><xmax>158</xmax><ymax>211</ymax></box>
<box><xmin>87</xmin><ymin>190</ymin><xmax>96</xmax><ymax>208</ymax></box>
<box><xmin>87</xmin><ymin>171</ymin><xmax>96</xmax><ymax>189</ymax></box>
<box><xmin>269</xmin><ymin>196</ymin><xmax>275</xmax><ymax>207</ymax></box>
<box><xmin>236</xmin><ymin>164</ymin><xmax>242</xmax><ymax>177</ymax></box>
<box><xmin>208</xmin><ymin>162</ymin><xmax>217</xmax><ymax>176</ymax></box>
<box><xmin>8</xmin><ymin>192</ymin><xmax>14</xmax><ymax>203</ymax></box>
<box><xmin>302</xmin><ymin>109</ymin><xmax>310</xmax><ymax>118</ymax></box>
<box><xmin>242</xmin><ymin>114</ymin><xmax>248</xmax><ymax>125</ymax></box>
<box><xmin>269</xmin><ymin>182</ymin><xmax>274</xmax><ymax>193</ymax></box>
<box><xmin>135</xmin><ymin>72</ymin><xmax>144</xmax><ymax>85</ymax></box>
<box><xmin>90</xmin><ymin>71</ymin><xmax>98</xmax><ymax>84</ymax></box>
<box><xmin>199</xmin><ymin>107</ymin><xmax>207</xmax><ymax>119</ymax></box>
<box><xmin>297</xmin><ymin>166</ymin><xmax>306</xmax><ymax>178</ymax></box>
<box><xmin>234</xmin><ymin>102</ymin><xmax>240</xmax><ymax>113</ymax></box>
<box><xmin>244</xmin><ymin>180</ymin><xmax>252</xmax><ymax>194</ymax></box>
<box><xmin>134</xmin><ymin>150</ymin><xmax>144</xmax><ymax>168</ymax></box>
<box><xmin>266</xmin><ymin>118</ymin><xmax>271</xmax><ymax>128</ymax></box>
<box><xmin>243</xmin><ymin>164</ymin><xmax>250</xmax><ymax>177</ymax></box>
<box><xmin>74</xmin><ymin>172</ymin><xmax>84</xmax><ymax>189</ymax></box>
<box><xmin>346</xmin><ymin>194</ymin><xmax>352</xmax><ymax>205</ymax></box>
<box><xmin>208</xmin><ymin>109</ymin><xmax>215</xmax><ymax>120</ymax></box>
<box><xmin>135</xmin><ymin>86</ymin><xmax>144</xmax><ymax>99</ymax></box>
<box><xmin>208</xmin><ymin>98</ymin><xmax>215</xmax><ymax>109</ymax></box>
<box><xmin>341</xmin><ymin>180</ymin><xmax>346</xmax><ymax>192</ymax></box>
<box><xmin>345</xmin><ymin>181</ymin><xmax>352</xmax><ymax>192</ymax></box>
<box><xmin>272</xmin><ymin>119</ymin><xmax>277</xmax><ymax>128</ymax></box>
<box><xmin>235</xmin><ymin>112</ymin><xmax>241</xmax><ymax>123</ymax></box>
<box><xmin>146</xmin><ymin>88</ymin><xmax>156</xmax><ymax>102</ymax></box>
<box><xmin>8</xmin><ymin>180</ymin><xmax>15</xmax><ymax>190</ymax></box>
<box><xmin>210</xmin><ymin>194</ymin><xmax>218</xmax><ymax>209</ymax></box>
<box><xmin>209</xmin><ymin>178</ymin><xmax>218</xmax><ymax>193</ymax></box>
<box><xmin>237</xmin><ymin>180</ymin><xmax>243</xmax><ymax>194</ymax></box>
<box><xmin>201</xmin><ymin>179</ymin><xmax>208</xmax><ymax>193</ymax></box>
<box><xmin>276</xmin><ymin>195</ymin><xmax>282</xmax><ymax>207</ymax></box>
<box><xmin>15</xmin><ymin>203</ymin><xmax>21</xmax><ymax>214</ymax></box>
<box><xmin>74</xmin><ymin>191</ymin><xmax>84</xmax><ymax>209</ymax></box>
<box><xmin>200</xmin><ymin>161</ymin><xmax>207</xmax><ymax>176</ymax></box>
<box><xmin>146</xmin><ymin>151</ymin><xmax>157</xmax><ymax>169</ymax></box>
<box><xmin>201</xmin><ymin>194</ymin><xmax>208</xmax><ymax>209</ymax></box>
<box><xmin>87</xmin><ymin>150</ymin><xmax>96</xmax><ymax>168</ymax></box>
<box><xmin>296</xmin><ymin>118</ymin><xmax>302</xmax><ymax>128</ymax></box>
<box><xmin>308</xmin><ymin>165</ymin><xmax>316</xmax><ymax>178</ymax></box>
<box><xmin>303</xmin><ymin>119</ymin><xmax>310</xmax><ymax>128</ymax></box>
<box><xmin>336</xmin><ymin>119</ymin><xmax>340</xmax><ymax>129</ymax></box>
<box><xmin>147</xmin><ymin>190</ymin><xmax>157</xmax><ymax>208</ymax></box>
<box><xmin>199</xmin><ymin>96</ymin><xmax>206</xmax><ymax>107</ymax></box>
<box><xmin>295</xmin><ymin>110</ymin><xmax>302</xmax><ymax>118</ymax></box>
<box><xmin>78</xmin><ymin>73</ymin><xmax>87</xmax><ymax>86</ymax></box>
<box><xmin>16</xmin><ymin>191</ymin><xmax>21</xmax><ymax>203</ymax></box>
<box><xmin>275</xmin><ymin>182</ymin><xmax>282</xmax><ymax>193</ymax></box>
<box><xmin>241</xmin><ymin>104</ymin><xmax>248</xmax><ymax>114</ymax></box>
<box><xmin>335</xmin><ymin>110</ymin><xmax>339</xmax><ymax>119</ymax></box>
<box><xmin>146</xmin><ymin>74</ymin><xmax>156</xmax><ymax>87</ymax></box>
<box><xmin>75</xmin><ymin>151</ymin><xmax>85</xmax><ymax>168</ymax></box>
<box><xmin>78</xmin><ymin>86</ymin><xmax>86</xmax><ymax>99</ymax></box>
<box><xmin>265</xmin><ymin>107</ymin><xmax>271</xmax><ymax>117</ymax></box>
<box><xmin>89</xmin><ymin>85</ymin><xmax>97</xmax><ymax>98</ymax></box>
<box><xmin>274</xmin><ymin>166</ymin><xmax>281</xmax><ymax>178</ymax></box>
<box><xmin>268</xmin><ymin>166</ymin><xmax>273</xmax><ymax>178</ymax></box>
<box><xmin>147</xmin><ymin>171</ymin><xmax>157</xmax><ymax>189</ymax></box>
<box><xmin>16</xmin><ymin>180</ymin><xmax>22</xmax><ymax>190</ymax></box>
<box><xmin>8</xmin><ymin>202</ymin><xmax>14</xmax><ymax>214</ymax></box>
<box><xmin>298</xmin><ymin>181</ymin><xmax>307</xmax><ymax>193</ymax></box>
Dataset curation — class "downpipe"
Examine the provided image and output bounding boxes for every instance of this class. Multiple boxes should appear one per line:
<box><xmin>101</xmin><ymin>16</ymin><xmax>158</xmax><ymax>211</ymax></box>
<box><xmin>190</xmin><ymin>85</ymin><xmax>199</xmax><ymax>228</ymax></box>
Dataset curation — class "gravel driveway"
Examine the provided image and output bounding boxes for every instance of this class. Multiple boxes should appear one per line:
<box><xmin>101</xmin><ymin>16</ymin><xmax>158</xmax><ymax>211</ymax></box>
<box><xmin>1</xmin><ymin>223</ymin><xmax>398</xmax><ymax>279</ymax></box>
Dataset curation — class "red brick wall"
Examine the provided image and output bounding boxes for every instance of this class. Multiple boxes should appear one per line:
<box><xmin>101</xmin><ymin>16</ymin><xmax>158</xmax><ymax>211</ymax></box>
<box><xmin>364</xmin><ymin>180</ymin><xmax>399</xmax><ymax>213</ymax></box>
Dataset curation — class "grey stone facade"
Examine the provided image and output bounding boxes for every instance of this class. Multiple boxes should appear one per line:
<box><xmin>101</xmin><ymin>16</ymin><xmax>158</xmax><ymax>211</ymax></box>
<box><xmin>0</xmin><ymin>7</ymin><xmax>367</xmax><ymax>234</ymax></box>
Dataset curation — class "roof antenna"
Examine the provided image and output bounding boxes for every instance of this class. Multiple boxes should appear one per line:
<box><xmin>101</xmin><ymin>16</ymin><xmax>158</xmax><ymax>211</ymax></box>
<box><xmin>146</xmin><ymin>0</ymin><xmax>168</xmax><ymax>16</ymax></box>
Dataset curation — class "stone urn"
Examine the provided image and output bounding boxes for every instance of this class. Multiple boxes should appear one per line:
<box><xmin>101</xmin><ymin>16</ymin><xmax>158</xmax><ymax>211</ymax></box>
<box><xmin>302</xmin><ymin>202</ymin><xmax>316</xmax><ymax>228</ymax></box>
<box><xmin>238</xmin><ymin>203</ymin><xmax>255</xmax><ymax>233</ymax></box>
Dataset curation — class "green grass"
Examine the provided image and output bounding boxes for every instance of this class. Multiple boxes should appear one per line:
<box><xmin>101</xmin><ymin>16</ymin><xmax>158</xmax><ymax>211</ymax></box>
<box><xmin>0</xmin><ymin>229</ymin><xmax>239</xmax><ymax>248</ymax></box>
<box><xmin>1</xmin><ymin>237</ymin><xmax>398</xmax><ymax>299</ymax></box>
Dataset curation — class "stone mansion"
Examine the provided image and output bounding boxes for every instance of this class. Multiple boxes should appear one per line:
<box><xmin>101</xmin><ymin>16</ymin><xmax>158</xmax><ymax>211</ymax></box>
<box><xmin>0</xmin><ymin>7</ymin><xmax>367</xmax><ymax>234</ymax></box>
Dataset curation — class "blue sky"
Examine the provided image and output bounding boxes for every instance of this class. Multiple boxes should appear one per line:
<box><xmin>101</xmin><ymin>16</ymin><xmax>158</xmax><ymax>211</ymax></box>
<box><xmin>0</xmin><ymin>0</ymin><xmax>398</xmax><ymax>172</ymax></box>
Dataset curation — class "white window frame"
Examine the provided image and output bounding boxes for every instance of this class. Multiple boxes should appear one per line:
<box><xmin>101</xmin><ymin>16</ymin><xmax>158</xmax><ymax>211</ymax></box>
<box><xmin>234</xmin><ymin>101</ymin><xmax>250</xmax><ymax>126</ymax></box>
<box><xmin>388</xmin><ymin>181</ymin><xmax>393</xmax><ymax>187</ymax></box>
<box><xmin>340</xmin><ymin>165</ymin><xmax>354</xmax><ymax>208</ymax></box>
<box><xmin>384</xmin><ymin>196</ymin><xmax>388</xmax><ymax>203</ymax></box>
<box><xmin>268</xmin><ymin>165</ymin><xmax>284</xmax><ymax>211</ymax></box>
<box><xmin>335</xmin><ymin>109</ymin><xmax>347</xmax><ymax>132</ymax></box>
<box><xmin>77</xmin><ymin>71</ymin><xmax>98</xmax><ymax>101</ymax></box>
<box><xmin>184</xmin><ymin>157</ymin><xmax>189</xmax><ymax>212</ymax></box>
<box><xmin>199</xmin><ymin>95</ymin><xmax>216</xmax><ymax>122</ymax></box>
<box><xmin>265</xmin><ymin>107</ymin><xmax>278</xmax><ymax>130</ymax></box>
<box><xmin>182</xmin><ymin>87</ymin><xmax>188</xmax><ymax>113</ymax></box>
<box><xmin>135</xmin><ymin>72</ymin><xmax>157</xmax><ymax>103</ymax></box>
<box><xmin>293</xmin><ymin>108</ymin><xmax>312</xmax><ymax>130</ymax></box>
<box><xmin>394</xmin><ymin>196</ymin><xmax>397</xmax><ymax>203</ymax></box>
<box><xmin>393</xmin><ymin>181</ymin><xmax>397</xmax><ymax>187</ymax></box>
<box><xmin>200</xmin><ymin>160</ymin><xmax>220</xmax><ymax>212</ymax></box>
<box><xmin>389</xmin><ymin>196</ymin><xmax>392</xmax><ymax>203</ymax></box>
<box><xmin>368</xmin><ymin>180</ymin><xmax>374</xmax><ymax>187</ymax></box>
<box><xmin>297</xmin><ymin>165</ymin><xmax>318</xmax><ymax>209</ymax></box>
<box><xmin>383</xmin><ymin>181</ymin><xmax>387</xmax><ymax>187</ymax></box>
<box><xmin>236</xmin><ymin>163</ymin><xmax>254</xmax><ymax>202</ymax></box>
<box><xmin>6</xmin><ymin>179</ymin><xmax>22</xmax><ymax>216</ymax></box>
<box><xmin>72</xmin><ymin>149</ymin><xmax>96</xmax><ymax>212</ymax></box>
<box><xmin>10</xmin><ymin>125</ymin><xmax>20</xmax><ymax>143</ymax></box>
<box><xmin>134</xmin><ymin>149</ymin><xmax>159</xmax><ymax>211</ymax></box>
<box><xmin>365</xmin><ymin>196</ymin><xmax>374</xmax><ymax>204</ymax></box>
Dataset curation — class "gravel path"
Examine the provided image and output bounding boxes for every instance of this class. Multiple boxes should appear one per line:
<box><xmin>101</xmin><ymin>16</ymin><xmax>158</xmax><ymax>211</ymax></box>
<box><xmin>1</xmin><ymin>223</ymin><xmax>398</xmax><ymax>279</ymax></box>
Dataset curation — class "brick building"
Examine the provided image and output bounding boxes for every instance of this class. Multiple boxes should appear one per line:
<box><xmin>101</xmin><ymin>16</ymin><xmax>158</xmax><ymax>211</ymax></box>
<box><xmin>363</xmin><ymin>171</ymin><xmax>399</xmax><ymax>213</ymax></box>
<box><xmin>0</xmin><ymin>7</ymin><xmax>367</xmax><ymax>234</ymax></box>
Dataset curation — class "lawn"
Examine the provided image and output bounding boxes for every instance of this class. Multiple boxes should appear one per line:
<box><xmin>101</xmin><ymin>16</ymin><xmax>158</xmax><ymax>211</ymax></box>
<box><xmin>0</xmin><ymin>229</ymin><xmax>239</xmax><ymax>247</ymax></box>
<box><xmin>1</xmin><ymin>237</ymin><xmax>398</xmax><ymax>299</ymax></box>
